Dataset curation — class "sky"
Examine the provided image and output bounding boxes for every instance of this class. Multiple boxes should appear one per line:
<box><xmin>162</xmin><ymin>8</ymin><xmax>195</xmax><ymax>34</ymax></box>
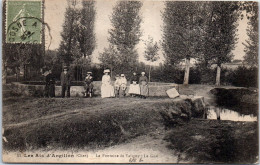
<box><xmin>44</xmin><ymin>0</ymin><xmax>249</xmax><ymax>65</ymax></box>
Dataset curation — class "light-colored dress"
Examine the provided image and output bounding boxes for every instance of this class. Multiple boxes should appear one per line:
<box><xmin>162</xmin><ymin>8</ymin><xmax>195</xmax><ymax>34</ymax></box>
<box><xmin>139</xmin><ymin>76</ymin><xmax>149</xmax><ymax>96</ymax></box>
<box><xmin>128</xmin><ymin>75</ymin><xmax>140</xmax><ymax>95</ymax></box>
<box><xmin>129</xmin><ymin>81</ymin><xmax>140</xmax><ymax>95</ymax></box>
<box><xmin>101</xmin><ymin>75</ymin><xmax>115</xmax><ymax>98</ymax></box>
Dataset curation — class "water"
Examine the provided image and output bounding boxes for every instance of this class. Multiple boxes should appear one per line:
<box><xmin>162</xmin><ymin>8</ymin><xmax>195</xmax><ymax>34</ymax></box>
<box><xmin>207</xmin><ymin>107</ymin><xmax>257</xmax><ymax>122</ymax></box>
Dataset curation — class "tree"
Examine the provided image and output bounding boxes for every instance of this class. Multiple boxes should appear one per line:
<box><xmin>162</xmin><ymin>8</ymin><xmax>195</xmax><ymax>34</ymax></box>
<box><xmin>58</xmin><ymin>0</ymin><xmax>81</xmax><ymax>66</ymax></box>
<box><xmin>201</xmin><ymin>2</ymin><xmax>239</xmax><ymax>86</ymax></box>
<box><xmin>162</xmin><ymin>1</ymin><xmax>205</xmax><ymax>85</ymax></box>
<box><xmin>107</xmin><ymin>1</ymin><xmax>142</xmax><ymax>73</ymax></box>
<box><xmin>72</xmin><ymin>0</ymin><xmax>97</xmax><ymax>80</ymax></box>
<box><xmin>99</xmin><ymin>45</ymin><xmax>120</xmax><ymax>77</ymax></box>
<box><xmin>241</xmin><ymin>2</ymin><xmax>258</xmax><ymax>67</ymax></box>
<box><xmin>77</xmin><ymin>0</ymin><xmax>96</xmax><ymax>58</ymax></box>
<box><xmin>144</xmin><ymin>37</ymin><xmax>160</xmax><ymax>82</ymax></box>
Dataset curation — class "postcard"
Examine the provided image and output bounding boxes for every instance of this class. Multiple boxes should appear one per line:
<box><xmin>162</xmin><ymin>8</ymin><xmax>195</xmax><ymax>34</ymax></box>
<box><xmin>2</xmin><ymin>0</ymin><xmax>258</xmax><ymax>163</ymax></box>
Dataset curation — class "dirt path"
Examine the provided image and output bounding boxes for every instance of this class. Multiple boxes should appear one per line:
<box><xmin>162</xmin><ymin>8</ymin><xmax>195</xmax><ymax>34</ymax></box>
<box><xmin>88</xmin><ymin>133</ymin><xmax>191</xmax><ymax>163</ymax></box>
<box><xmin>3</xmin><ymin>131</ymin><xmax>190</xmax><ymax>163</ymax></box>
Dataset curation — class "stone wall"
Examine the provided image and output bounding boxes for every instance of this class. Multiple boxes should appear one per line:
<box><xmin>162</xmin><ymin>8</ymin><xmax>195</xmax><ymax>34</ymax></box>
<box><xmin>11</xmin><ymin>82</ymin><xmax>178</xmax><ymax>97</ymax></box>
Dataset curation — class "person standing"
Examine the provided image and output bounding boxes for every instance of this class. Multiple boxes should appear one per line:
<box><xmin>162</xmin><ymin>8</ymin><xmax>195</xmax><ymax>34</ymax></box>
<box><xmin>46</xmin><ymin>70</ymin><xmax>56</xmax><ymax>97</ymax></box>
<box><xmin>60</xmin><ymin>67</ymin><xmax>71</xmax><ymax>98</ymax></box>
<box><xmin>101</xmin><ymin>69</ymin><xmax>115</xmax><ymax>98</ymax></box>
<box><xmin>84</xmin><ymin>71</ymin><xmax>94</xmax><ymax>98</ymax></box>
<box><xmin>44</xmin><ymin>69</ymin><xmax>56</xmax><ymax>97</ymax></box>
<box><xmin>128</xmin><ymin>72</ymin><xmax>140</xmax><ymax>97</ymax></box>
<box><xmin>139</xmin><ymin>72</ymin><xmax>149</xmax><ymax>99</ymax></box>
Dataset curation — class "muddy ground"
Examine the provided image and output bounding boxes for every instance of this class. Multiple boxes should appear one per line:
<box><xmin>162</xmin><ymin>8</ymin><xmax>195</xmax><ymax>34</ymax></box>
<box><xmin>2</xmin><ymin>85</ymin><xmax>259</xmax><ymax>163</ymax></box>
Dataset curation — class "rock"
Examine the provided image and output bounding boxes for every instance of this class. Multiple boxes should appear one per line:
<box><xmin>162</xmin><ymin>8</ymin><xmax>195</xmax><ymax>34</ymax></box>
<box><xmin>166</xmin><ymin>88</ymin><xmax>180</xmax><ymax>98</ymax></box>
<box><xmin>159</xmin><ymin>96</ymin><xmax>206</xmax><ymax>127</ymax></box>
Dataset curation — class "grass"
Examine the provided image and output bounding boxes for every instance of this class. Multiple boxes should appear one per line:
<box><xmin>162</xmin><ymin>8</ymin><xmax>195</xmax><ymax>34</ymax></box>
<box><xmin>164</xmin><ymin>119</ymin><xmax>258</xmax><ymax>163</ymax></box>
<box><xmin>3</xmin><ymin>96</ymin><xmax>173</xmax><ymax>151</ymax></box>
<box><xmin>2</xmin><ymin>86</ymin><xmax>258</xmax><ymax>163</ymax></box>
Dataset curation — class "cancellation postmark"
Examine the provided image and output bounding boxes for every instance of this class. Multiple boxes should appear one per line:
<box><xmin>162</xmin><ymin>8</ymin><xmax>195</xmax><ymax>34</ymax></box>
<box><xmin>6</xmin><ymin>0</ymin><xmax>42</xmax><ymax>44</ymax></box>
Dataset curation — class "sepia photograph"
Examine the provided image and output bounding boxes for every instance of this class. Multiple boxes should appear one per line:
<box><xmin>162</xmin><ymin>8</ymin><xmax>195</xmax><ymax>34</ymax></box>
<box><xmin>1</xmin><ymin>0</ymin><xmax>259</xmax><ymax>163</ymax></box>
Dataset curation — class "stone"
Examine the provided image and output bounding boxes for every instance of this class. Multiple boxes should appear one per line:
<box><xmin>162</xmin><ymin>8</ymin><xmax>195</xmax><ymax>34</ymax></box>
<box><xmin>159</xmin><ymin>96</ymin><xmax>206</xmax><ymax>127</ymax></box>
<box><xmin>166</xmin><ymin>88</ymin><xmax>180</xmax><ymax>98</ymax></box>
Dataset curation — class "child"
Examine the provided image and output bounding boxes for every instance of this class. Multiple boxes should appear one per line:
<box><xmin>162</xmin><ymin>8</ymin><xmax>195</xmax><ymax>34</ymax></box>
<box><xmin>114</xmin><ymin>74</ymin><xmax>120</xmax><ymax>97</ymax></box>
<box><xmin>119</xmin><ymin>74</ymin><xmax>127</xmax><ymax>97</ymax></box>
<box><xmin>84</xmin><ymin>72</ymin><xmax>94</xmax><ymax>97</ymax></box>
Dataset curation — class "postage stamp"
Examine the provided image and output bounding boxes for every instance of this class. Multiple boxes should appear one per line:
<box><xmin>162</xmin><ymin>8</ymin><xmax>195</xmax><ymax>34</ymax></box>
<box><xmin>6</xmin><ymin>0</ymin><xmax>42</xmax><ymax>43</ymax></box>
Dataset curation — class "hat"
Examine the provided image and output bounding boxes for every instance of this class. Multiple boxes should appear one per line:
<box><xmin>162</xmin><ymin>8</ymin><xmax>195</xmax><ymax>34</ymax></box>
<box><xmin>63</xmin><ymin>66</ymin><xmax>68</xmax><ymax>70</ymax></box>
<box><xmin>104</xmin><ymin>69</ymin><xmax>110</xmax><ymax>73</ymax></box>
<box><xmin>87</xmin><ymin>71</ymin><xmax>92</xmax><ymax>74</ymax></box>
<box><xmin>121</xmin><ymin>74</ymin><xmax>125</xmax><ymax>77</ymax></box>
<box><xmin>141</xmin><ymin>72</ymin><xmax>145</xmax><ymax>74</ymax></box>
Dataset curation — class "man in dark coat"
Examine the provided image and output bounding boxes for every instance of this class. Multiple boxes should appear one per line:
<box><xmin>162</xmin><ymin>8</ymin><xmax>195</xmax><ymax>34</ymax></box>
<box><xmin>60</xmin><ymin>67</ymin><xmax>71</xmax><ymax>98</ymax></box>
<box><xmin>45</xmin><ymin>70</ymin><xmax>56</xmax><ymax>97</ymax></box>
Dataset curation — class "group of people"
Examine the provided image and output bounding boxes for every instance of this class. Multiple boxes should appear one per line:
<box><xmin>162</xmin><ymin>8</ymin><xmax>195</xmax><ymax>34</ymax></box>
<box><xmin>44</xmin><ymin>67</ymin><xmax>73</xmax><ymax>98</ymax></box>
<box><xmin>44</xmin><ymin>67</ymin><xmax>149</xmax><ymax>98</ymax></box>
<box><xmin>101</xmin><ymin>69</ymin><xmax>149</xmax><ymax>98</ymax></box>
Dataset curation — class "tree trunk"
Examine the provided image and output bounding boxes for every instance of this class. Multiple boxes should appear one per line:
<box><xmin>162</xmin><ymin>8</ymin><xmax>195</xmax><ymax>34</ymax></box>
<box><xmin>216</xmin><ymin>65</ymin><xmax>221</xmax><ymax>86</ymax></box>
<box><xmin>148</xmin><ymin>63</ymin><xmax>151</xmax><ymax>82</ymax></box>
<box><xmin>183</xmin><ymin>58</ymin><xmax>190</xmax><ymax>85</ymax></box>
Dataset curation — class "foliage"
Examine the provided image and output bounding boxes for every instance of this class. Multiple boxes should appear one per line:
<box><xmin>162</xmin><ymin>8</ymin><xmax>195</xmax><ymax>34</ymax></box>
<box><xmin>99</xmin><ymin>45</ymin><xmax>120</xmax><ymax>74</ymax></box>
<box><xmin>58</xmin><ymin>2</ymin><xmax>81</xmax><ymax>66</ymax></box>
<box><xmin>44</xmin><ymin>50</ymin><xmax>62</xmax><ymax>80</ymax></box>
<box><xmin>71</xmin><ymin>57</ymin><xmax>92</xmax><ymax>81</ymax></box>
<box><xmin>104</xmin><ymin>1</ymin><xmax>142</xmax><ymax>73</ymax></box>
<box><xmin>144</xmin><ymin>37</ymin><xmax>160</xmax><ymax>63</ymax></box>
<box><xmin>3</xmin><ymin>44</ymin><xmax>44</xmax><ymax>80</ymax></box>
<box><xmin>162</xmin><ymin>1</ymin><xmax>205</xmax><ymax>65</ymax></box>
<box><xmin>144</xmin><ymin>37</ymin><xmax>160</xmax><ymax>81</ymax></box>
<box><xmin>243</xmin><ymin>26</ymin><xmax>258</xmax><ymax>67</ymax></box>
<box><xmin>226</xmin><ymin>66</ymin><xmax>258</xmax><ymax>88</ymax></box>
<box><xmin>77</xmin><ymin>0</ymin><xmax>96</xmax><ymax>58</ymax></box>
<box><xmin>58</xmin><ymin>0</ymin><xmax>96</xmax><ymax>67</ymax></box>
<box><xmin>199</xmin><ymin>2</ymin><xmax>239</xmax><ymax>67</ymax></box>
<box><xmin>162</xmin><ymin>1</ymin><xmax>207</xmax><ymax>84</ymax></box>
<box><xmin>44</xmin><ymin>50</ymin><xmax>59</xmax><ymax>71</ymax></box>
<box><xmin>241</xmin><ymin>2</ymin><xmax>258</xmax><ymax>67</ymax></box>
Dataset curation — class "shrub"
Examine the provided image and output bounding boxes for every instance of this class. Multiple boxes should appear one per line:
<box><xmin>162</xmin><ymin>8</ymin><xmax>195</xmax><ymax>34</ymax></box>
<box><xmin>226</xmin><ymin>66</ymin><xmax>258</xmax><ymax>88</ymax></box>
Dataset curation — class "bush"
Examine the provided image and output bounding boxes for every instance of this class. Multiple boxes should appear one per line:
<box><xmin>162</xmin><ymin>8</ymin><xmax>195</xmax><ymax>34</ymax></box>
<box><xmin>225</xmin><ymin>66</ymin><xmax>258</xmax><ymax>88</ymax></box>
<box><xmin>149</xmin><ymin>64</ymin><xmax>258</xmax><ymax>88</ymax></box>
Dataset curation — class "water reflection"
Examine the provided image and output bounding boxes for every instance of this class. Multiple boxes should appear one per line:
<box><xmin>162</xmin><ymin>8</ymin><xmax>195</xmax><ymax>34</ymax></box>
<box><xmin>207</xmin><ymin>107</ymin><xmax>257</xmax><ymax>122</ymax></box>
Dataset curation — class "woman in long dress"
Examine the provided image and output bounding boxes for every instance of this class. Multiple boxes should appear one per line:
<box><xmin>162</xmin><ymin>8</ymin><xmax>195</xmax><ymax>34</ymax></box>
<box><xmin>101</xmin><ymin>69</ymin><xmax>115</xmax><ymax>98</ymax></box>
<box><xmin>128</xmin><ymin>72</ymin><xmax>140</xmax><ymax>97</ymax></box>
<box><xmin>139</xmin><ymin>72</ymin><xmax>149</xmax><ymax>98</ymax></box>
